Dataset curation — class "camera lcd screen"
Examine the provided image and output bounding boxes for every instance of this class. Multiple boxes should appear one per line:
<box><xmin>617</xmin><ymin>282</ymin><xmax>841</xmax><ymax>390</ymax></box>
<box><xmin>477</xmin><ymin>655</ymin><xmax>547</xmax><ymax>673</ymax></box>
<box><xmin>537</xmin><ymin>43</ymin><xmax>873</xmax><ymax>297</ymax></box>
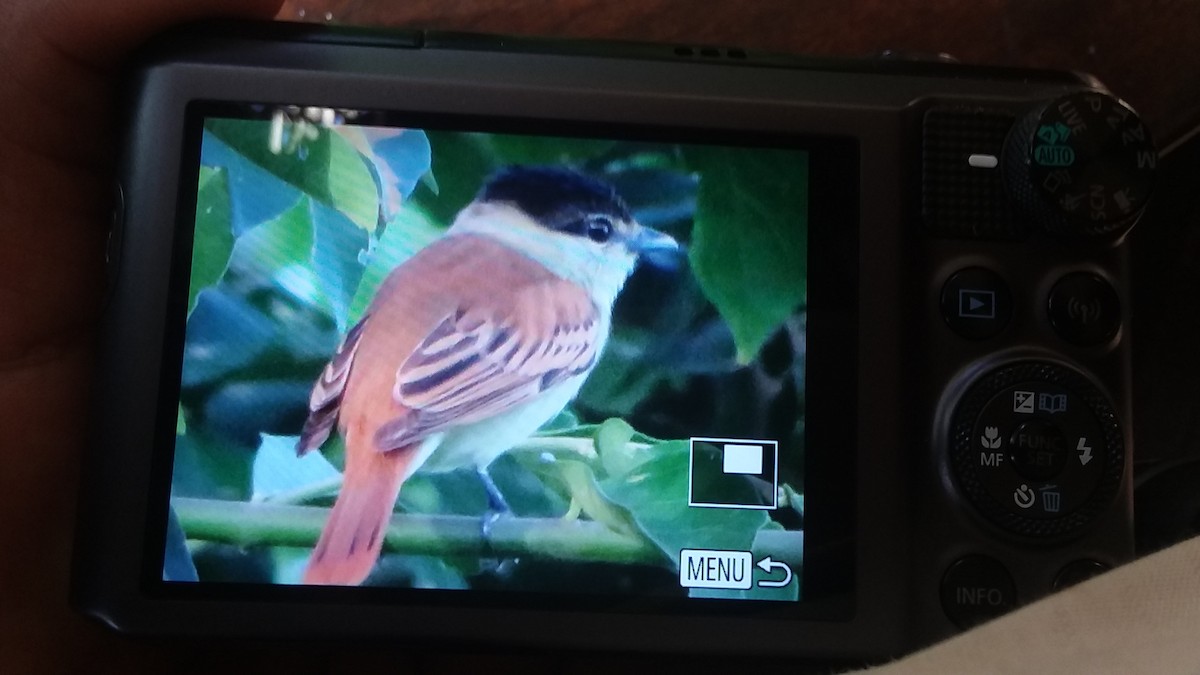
<box><xmin>158</xmin><ymin>103</ymin><xmax>856</xmax><ymax>615</ymax></box>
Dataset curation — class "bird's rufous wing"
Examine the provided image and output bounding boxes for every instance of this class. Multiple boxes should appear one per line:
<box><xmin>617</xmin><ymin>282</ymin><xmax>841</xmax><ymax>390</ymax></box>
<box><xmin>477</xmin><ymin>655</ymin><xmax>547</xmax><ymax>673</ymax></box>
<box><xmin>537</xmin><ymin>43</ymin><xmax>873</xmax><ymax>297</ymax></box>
<box><xmin>372</xmin><ymin>277</ymin><xmax>601</xmax><ymax>452</ymax></box>
<box><xmin>296</xmin><ymin>316</ymin><xmax>369</xmax><ymax>455</ymax></box>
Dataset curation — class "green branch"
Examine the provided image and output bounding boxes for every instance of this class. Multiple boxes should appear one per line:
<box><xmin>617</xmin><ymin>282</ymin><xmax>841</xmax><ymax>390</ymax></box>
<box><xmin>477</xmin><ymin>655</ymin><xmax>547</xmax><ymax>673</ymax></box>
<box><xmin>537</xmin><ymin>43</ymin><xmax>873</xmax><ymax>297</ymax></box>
<box><xmin>173</xmin><ymin>496</ymin><xmax>665</xmax><ymax>566</ymax></box>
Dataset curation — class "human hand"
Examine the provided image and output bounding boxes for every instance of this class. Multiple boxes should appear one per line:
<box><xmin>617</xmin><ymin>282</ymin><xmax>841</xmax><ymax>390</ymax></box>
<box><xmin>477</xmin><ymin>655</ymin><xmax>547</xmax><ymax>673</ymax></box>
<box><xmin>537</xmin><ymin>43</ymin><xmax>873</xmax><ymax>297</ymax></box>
<box><xmin>0</xmin><ymin>0</ymin><xmax>284</xmax><ymax>670</ymax></box>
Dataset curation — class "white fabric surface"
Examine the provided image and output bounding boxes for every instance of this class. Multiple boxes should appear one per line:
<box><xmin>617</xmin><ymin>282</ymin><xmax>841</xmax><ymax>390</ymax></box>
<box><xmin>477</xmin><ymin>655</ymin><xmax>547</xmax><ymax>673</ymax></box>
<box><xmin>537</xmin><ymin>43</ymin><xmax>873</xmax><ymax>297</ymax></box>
<box><xmin>865</xmin><ymin>536</ymin><xmax>1200</xmax><ymax>674</ymax></box>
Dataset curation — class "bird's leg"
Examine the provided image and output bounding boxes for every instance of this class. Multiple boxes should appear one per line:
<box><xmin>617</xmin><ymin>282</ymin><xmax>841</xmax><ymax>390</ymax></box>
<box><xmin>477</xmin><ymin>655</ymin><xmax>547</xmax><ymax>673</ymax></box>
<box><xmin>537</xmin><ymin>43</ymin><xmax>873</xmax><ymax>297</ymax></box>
<box><xmin>478</xmin><ymin>465</ymin><xmax>511</xmax><ymax>516</ymax></box>
<box><xmin>476</xmin><ymin>466</ymin><xmax>518</xmax><ymax>578</ymax></box>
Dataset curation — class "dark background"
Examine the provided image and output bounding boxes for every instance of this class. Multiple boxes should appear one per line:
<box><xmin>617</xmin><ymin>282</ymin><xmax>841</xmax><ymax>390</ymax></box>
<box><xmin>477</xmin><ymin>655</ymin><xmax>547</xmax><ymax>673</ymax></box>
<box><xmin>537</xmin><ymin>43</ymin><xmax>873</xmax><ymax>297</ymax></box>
<box><xmin>93</xmin><ymin>1</ymin><xmax>1200</xmax><ymax>672</ymax></box>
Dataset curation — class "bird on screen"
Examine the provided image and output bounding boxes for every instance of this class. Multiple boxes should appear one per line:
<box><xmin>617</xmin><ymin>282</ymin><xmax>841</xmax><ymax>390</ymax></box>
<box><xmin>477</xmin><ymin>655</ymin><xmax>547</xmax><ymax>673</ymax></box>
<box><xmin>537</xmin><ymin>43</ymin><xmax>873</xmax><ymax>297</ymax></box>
<box><xmin>297</xmin><ymin>165</ymin><xmax>678</xmax><ymax>585</ymax></box>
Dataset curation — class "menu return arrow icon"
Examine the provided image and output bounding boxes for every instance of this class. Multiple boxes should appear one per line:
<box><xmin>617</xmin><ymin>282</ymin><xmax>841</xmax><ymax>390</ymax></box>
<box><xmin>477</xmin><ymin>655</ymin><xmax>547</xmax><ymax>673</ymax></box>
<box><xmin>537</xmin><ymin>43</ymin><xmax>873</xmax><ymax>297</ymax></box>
<box><xmin>756</xmin><ymin>556</ymin><xmax>794</xmax><ymax>588</ymax></box>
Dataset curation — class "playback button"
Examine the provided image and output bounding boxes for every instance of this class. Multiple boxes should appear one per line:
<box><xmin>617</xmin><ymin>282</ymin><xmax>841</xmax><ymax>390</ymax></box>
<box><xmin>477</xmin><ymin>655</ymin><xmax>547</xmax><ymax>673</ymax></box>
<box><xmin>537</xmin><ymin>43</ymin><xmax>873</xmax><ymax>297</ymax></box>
<box><xmin>941</xmin><ymin>267</ymin><xmax>1012</xmax><ymax>340</ymax></box>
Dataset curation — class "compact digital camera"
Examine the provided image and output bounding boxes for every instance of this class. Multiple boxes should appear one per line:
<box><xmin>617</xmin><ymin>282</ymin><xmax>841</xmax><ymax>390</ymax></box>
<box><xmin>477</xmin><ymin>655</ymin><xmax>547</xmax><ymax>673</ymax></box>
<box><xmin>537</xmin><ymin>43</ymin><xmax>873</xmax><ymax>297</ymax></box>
<box><xmin>73</xmin><ymin>20</ymin><xmax>1155</xmax><ymax>660</ymax></box>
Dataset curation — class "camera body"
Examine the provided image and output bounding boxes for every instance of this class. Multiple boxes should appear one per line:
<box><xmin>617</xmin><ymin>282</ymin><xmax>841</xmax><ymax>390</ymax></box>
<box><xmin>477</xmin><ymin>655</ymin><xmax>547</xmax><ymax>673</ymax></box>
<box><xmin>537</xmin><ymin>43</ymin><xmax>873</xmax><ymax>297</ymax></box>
<box><xmin>73</xmin><ymin>21</ymin><xmax>1152</xmax><ymax>660</ymax></box>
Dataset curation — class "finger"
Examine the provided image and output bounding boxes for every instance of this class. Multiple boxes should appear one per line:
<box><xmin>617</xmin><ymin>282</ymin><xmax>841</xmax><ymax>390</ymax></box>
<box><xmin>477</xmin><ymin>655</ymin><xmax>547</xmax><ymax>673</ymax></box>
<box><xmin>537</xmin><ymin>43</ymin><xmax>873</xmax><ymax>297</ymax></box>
<box><xmin>0</xmin><ymin>0</ymin><xmax>283</xmax><ymax>171</ymax></box>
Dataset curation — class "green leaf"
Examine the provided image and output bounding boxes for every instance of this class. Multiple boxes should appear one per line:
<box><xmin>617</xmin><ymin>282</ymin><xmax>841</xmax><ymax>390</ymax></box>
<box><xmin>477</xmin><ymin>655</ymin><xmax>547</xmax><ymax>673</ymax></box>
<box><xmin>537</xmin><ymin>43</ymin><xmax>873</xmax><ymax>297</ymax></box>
<box><xmin>533</xmin><ymin>423</ymin><xmax>604</xmax><ymax>440</ymax></box>
<box><xmin>326</xmin><ymin>129</ymin><xmax>383</xmax><ymax>231</ymax></box>
<box><xmin>541</xmin><ymin>409</ymin><xmax>580</xmax><ymax>431</ymax></box>
<box><xmin>576</xmin><ymin>329</ymin><xmax>674</xmax><ymax>417</ymax></box>
<box><xmin>270</xmin><ymin>546</ymin><xmax>314</xmax><ymax>585</ymax></box>
<box><xmin>347</xmin><ymin>206</ymin><xmax>444</xmax><ymax>322</ymax></box>
<box><xmin>487</xmin><ymin>453</ymin><xmax>568</xmax><ymax>518</ymax></box>
<box><xmin>171</xmin><ymin>430</ymin><xmax>254</xmax><ymax>502</ymax></box>
<box><xmin>557</xmin><ymin>459</ymin><xmax>643</xmax><ymax>537</ymax></box>
<box><xmin>509</xmin><ymin>437</ymin><xmax>640</xmax><ymax>535</ymax></box>
<box><xmin>309</xmin><ymin>201</ymin><xmax>371</xmax><ymax>331</ymax></box>
<box><xmin>189</xmin><ymin>167</ymin><xmax>234</xmax><ymax>313</ymax></box>
<box><xmin>597</xmin><ymin>440</ymin><xmax>769</xmax><ymax>569</ymax></box>
<box><xmin>781</xmin><ymin>483</ymin><xmax>804</xmax><ymax>520</ymax></box>
<box><xmin>227</xmin><ymin>197</ymin><xmax>314</xmax><ymax>284</ymax></box>
<box><xmin>486</xmin><ymin>134</ymin><xmax>616</xmax><ymax>167</ymax></box>
<box><xmin>251</xmin><ymin>434</ymin><xmax>340</xmax><ymax>501</ymax></box>
<box><xmin>226</xmin><ymin>196</ymin><xmax>369</xmax><ymax>326</ymax></box>
<box><xmin>686</xmin><ymin>148</ymin><xmax>809</xmax><ymax>363</ymax></box>
<box><xmin>398</xmin><ymin>469</ymin><xmax>488</xmax><ymax>516</ymax></box>
<box><xmin>368</xmin><ymin>555</ymin><xmax>470</xmax><ymax>590</ymax></box>
<box><xmin>318</xmin><ymin>435</ymin><xmax>346</xmax><ymax>473</ymax></box>
<box><xmin>162</xmin><ymin>506</ymin><xmax>198</xmax><ymax>582</ymax></box>
<box><xmin>411</xmin><ymin>131</ymin><xmax>496</xmax><ymax>226</ymax></box>
<box><xmin>333</xmin><ymin>127</ymin><xmax>433</xmax><ymax>221</ymax></box>
<box><xmin>595</xmin><ymin>418</ymin><xmax>644</xmax><ymax>479</ymax></box>
<box><xmin>205</xmin><ymin>118</ymin><xmax>378</xmax><ymax>232</ymax></box>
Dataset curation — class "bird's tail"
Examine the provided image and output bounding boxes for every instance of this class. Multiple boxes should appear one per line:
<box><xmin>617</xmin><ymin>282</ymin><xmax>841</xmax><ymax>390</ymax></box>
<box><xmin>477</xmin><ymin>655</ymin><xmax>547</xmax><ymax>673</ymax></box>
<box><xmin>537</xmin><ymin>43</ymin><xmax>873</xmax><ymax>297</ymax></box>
<box><xmin>302</xmin><ymin>446</ymin><xmax>412</xmax><ymax>586</ymax></box>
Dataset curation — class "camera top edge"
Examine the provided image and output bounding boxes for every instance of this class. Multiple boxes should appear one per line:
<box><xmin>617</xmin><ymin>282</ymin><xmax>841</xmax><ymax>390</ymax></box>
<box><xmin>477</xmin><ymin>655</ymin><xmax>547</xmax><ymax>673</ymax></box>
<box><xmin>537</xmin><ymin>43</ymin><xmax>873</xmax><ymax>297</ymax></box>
<box><xmin>133</xmin><ymin>19</ymin><xmax>1097</xmax><ymax>91</ymax></box>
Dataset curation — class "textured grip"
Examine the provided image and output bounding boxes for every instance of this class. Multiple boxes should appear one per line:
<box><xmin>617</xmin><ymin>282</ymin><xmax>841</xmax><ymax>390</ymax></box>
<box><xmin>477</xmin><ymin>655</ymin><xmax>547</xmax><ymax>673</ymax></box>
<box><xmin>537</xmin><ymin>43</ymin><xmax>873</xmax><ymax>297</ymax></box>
<box><xmin>922</xmin><ymin>107</ymin><xmax>1026</xmax><ymax>240</ymax></box>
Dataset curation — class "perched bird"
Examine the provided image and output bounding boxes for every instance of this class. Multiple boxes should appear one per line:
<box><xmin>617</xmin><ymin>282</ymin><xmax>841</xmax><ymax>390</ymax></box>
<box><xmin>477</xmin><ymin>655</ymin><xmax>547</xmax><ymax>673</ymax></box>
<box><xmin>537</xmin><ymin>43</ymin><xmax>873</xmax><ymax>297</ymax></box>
<box><xmin>297</xmin><ymin>165</ymin><xmax>678</xmax><ymax>585</ymax></box>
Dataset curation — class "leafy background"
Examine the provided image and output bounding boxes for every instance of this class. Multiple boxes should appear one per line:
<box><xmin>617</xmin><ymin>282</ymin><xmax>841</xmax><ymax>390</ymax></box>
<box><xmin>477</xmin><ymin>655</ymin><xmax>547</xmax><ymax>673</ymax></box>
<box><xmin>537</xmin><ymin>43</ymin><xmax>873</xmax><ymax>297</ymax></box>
<box><xmin>169</xmin><ymin>108</ymin><xmax>808</xmax><ymax>601</ymax></box>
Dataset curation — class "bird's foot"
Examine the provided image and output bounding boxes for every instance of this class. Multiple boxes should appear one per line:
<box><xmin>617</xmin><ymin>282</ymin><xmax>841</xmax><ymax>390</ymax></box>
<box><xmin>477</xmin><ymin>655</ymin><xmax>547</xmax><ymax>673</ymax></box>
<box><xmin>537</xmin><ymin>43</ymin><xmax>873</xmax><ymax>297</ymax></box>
<box><xmin>476</xmin><ymin>467</ymin><xmax>519</xmax><ymax>580</ymax></box>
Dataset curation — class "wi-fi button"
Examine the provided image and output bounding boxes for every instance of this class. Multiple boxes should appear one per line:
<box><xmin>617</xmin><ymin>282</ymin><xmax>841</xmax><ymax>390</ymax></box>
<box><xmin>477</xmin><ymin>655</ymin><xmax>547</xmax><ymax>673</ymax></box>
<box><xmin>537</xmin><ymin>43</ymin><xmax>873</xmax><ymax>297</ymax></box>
<box><xmin>1048</xmin><ymin>273</ymin><xmax>1121</xmax><ymax>346</ymax></box>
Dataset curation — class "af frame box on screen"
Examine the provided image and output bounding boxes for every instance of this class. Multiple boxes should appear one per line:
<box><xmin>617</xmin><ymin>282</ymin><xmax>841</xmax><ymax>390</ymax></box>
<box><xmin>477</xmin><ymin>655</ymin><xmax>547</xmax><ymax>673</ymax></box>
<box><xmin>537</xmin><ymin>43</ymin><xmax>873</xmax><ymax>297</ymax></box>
<box><xmin>74</xmin><ymin>20</ymin><xmax>1145</xmax><ymax>659</ymax></box>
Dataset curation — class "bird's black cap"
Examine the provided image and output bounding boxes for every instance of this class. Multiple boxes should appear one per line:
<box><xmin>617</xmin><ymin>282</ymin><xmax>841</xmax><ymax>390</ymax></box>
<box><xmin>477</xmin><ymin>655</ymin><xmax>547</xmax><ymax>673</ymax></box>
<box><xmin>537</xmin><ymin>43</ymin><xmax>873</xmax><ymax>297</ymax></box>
<box><xmin>478</xmin><ymin>165</ymin><xmax>633</xmax><ymax>232</ymax></box>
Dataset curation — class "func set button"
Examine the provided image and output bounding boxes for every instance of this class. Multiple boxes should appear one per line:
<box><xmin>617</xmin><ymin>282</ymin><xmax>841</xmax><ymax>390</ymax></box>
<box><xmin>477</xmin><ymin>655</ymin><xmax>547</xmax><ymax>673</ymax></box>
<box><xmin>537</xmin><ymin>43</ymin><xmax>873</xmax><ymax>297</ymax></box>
<box><xmin>1007</xmin><ymin>419</ymin><xmax>1068</xmax><ymax>481</ymax></box>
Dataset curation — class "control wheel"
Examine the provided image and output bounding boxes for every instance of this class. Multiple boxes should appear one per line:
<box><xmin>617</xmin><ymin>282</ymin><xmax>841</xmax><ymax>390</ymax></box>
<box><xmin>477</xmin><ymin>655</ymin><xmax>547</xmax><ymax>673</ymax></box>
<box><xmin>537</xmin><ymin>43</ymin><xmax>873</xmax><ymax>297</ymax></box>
<box><xmin>948</xmin><ymin>361</ymin><xmax>1125</xmax><ymax>538</ymax></box>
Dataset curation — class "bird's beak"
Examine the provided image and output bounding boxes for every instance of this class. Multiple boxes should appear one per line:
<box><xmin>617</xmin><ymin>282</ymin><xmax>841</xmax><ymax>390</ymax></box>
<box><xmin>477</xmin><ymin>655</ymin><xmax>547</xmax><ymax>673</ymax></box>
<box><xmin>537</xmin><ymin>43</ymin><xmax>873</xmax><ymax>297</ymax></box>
<box><xmin>627</xmin><ymin>223</ymin><xmax>681</xmax><ymax>270</ymax></box>
<box><xmin>627</xmin><ymin>224</ymin><xmax>679</xmax><ymax>255</ymax></box>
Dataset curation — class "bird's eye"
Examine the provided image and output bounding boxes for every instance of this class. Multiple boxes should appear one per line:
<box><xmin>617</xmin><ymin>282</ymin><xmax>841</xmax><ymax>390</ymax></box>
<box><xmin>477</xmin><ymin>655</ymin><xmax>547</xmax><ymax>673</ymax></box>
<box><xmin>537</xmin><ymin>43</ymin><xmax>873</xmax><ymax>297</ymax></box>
<box><xmin>584</xmin><ymin>215</ymin><xmax>614</xmax><ymax>243</ymax></box>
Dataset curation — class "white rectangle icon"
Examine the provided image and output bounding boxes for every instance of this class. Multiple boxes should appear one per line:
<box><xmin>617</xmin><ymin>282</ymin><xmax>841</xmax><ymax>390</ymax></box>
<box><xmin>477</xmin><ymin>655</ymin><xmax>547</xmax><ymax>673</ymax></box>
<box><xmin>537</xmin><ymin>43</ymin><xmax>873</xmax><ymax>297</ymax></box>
<box><xmin>722</xmin><ymin>444</ymin><xmax>763</xmax><ymax>474</ymax></box>
<box><xmin>688</xmin><ymin>437</ymin><xmax>779</xmax><ymax>509</ymax></box>
<box><xmin>679</xmin><ymin>549</ymin><xmax>753</xmax><ymax>590</ymax></box>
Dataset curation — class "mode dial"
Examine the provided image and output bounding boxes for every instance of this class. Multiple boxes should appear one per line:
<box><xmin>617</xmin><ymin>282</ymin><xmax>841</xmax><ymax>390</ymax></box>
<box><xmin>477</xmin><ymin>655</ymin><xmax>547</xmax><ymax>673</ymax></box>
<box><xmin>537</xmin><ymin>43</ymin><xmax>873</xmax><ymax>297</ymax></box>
<box><xmin>1002</xmin><ymin>91</ymin><xmax>1155</xmax><ymax>238</ymax></box>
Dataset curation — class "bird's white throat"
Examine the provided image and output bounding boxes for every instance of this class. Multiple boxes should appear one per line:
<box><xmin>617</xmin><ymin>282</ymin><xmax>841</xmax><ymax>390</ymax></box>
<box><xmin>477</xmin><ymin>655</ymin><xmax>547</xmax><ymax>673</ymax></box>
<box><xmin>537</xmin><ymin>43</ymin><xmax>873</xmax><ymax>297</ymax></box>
<box><xmin>446</xmin><ymin>201</ymin><xmax>638</xmax><ymax>309</ymax></box>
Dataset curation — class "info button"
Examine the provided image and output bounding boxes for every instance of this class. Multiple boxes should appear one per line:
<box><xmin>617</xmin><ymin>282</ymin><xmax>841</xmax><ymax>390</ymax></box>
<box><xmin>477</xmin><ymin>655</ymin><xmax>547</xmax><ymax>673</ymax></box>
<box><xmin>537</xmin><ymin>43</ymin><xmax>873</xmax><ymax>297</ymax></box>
<box><xmin>940</xmin><ymin>555</ymin><xmax>1017</xmax><ymax>628</ymax></box>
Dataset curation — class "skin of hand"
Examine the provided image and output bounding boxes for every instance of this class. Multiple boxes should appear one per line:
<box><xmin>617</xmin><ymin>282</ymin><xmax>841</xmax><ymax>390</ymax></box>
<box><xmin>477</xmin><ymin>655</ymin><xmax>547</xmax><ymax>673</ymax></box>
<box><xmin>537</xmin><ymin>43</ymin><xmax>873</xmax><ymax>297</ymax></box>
<box><xmin>0</xmin><ymin>0</ymin><xmax>293</xmax><ymax>670</ymax></box>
